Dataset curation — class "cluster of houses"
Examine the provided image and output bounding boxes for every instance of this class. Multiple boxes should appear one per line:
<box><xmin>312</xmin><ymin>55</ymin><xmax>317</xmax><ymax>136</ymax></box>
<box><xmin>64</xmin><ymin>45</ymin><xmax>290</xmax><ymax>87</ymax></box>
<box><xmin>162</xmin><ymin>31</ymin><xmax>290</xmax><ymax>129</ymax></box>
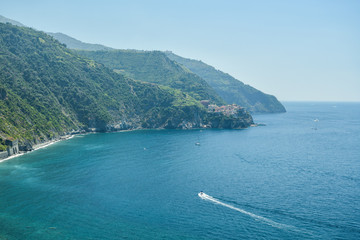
<box><xmin>200</xmin><ymin>100</ymin><xmax>245</xmax><ymax>117</ymax></box>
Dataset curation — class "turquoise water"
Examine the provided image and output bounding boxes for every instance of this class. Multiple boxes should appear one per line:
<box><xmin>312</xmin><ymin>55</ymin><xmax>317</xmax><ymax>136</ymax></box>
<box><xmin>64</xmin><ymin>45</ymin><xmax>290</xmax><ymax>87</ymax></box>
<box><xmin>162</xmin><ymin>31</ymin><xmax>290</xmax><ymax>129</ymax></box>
<box><xmin>0</xmin><ymin>102</ymin><xmax>360</xmax><ymax>239</ymax></box>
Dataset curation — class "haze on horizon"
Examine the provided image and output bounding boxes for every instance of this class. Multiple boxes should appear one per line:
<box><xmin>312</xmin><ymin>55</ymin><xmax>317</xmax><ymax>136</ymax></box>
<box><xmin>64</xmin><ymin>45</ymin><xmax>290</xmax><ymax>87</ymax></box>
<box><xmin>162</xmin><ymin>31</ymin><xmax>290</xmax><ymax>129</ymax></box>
<box><xmin>1</xmin><ymin>0</ymin><xmax>359</xmax><ymax>102</ymax></box>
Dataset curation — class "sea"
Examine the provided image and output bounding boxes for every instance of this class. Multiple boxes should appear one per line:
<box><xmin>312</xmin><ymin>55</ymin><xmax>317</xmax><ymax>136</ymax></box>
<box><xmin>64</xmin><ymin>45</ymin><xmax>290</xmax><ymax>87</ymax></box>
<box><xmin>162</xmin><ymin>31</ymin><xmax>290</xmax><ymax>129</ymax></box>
<box><xmin>0</xmin><ymin>102</ymin><xmax>359</xmax><ymax>240</ymax></box>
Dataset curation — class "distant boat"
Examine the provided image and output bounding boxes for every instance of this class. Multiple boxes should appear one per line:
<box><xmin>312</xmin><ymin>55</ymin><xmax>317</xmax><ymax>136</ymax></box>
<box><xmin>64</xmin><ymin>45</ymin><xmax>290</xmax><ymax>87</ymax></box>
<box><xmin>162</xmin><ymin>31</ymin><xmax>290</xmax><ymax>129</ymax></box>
<box><xmin>313</xmin><ymin>119</ymin><xmax>319</xmax><ymax>130</ymax></box>
<box><xmin>195</xmin><ymin>136</ymin><xmax>200</xmax><ymax>146</ymax></box>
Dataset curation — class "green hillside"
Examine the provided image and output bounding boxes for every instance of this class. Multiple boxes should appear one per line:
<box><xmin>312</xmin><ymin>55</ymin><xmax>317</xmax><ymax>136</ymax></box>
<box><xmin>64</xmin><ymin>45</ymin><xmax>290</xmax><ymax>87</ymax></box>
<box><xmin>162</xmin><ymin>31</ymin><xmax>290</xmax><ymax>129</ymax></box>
<box><xmin>165</xmin><ymin>51</ymin><xmax>286</xmax><ymax>113</ymax></box>
<box><xmin>0</xmin><ymin>23</ymin><xmax>253</xmax><ymax>151</ymax></box>
<box><xmin>75</xmin><ymin>50</ymin><xmax>225</xmax><ymax>105</ymax></box>
<box><xmin>1</xmin><ymin>15</ymin><xmax>284</xmax><ymax>114</ymax></box>
<box><xmin>46</xmin><ymin>30</ymin><xmax>284</xmax><ymax>113</ymax></box>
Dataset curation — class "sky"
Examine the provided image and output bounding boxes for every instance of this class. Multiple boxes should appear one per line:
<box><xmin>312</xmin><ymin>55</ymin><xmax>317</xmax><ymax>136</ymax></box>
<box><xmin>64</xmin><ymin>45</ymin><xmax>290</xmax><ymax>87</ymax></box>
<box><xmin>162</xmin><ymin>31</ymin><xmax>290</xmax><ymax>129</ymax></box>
<box><xmin>1</xmin><ymin>0</ymin><xmax>359</xmax><ymax>101</ymax></box>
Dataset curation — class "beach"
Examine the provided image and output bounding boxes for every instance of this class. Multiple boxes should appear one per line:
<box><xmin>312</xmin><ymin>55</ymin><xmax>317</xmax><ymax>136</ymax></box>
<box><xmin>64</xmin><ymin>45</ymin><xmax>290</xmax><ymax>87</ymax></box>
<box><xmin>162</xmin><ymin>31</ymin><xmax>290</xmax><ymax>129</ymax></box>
<box><xmin>0</xmin><ymin>135</ymin><xmax>74</xmax><ymax>164</ymax></box>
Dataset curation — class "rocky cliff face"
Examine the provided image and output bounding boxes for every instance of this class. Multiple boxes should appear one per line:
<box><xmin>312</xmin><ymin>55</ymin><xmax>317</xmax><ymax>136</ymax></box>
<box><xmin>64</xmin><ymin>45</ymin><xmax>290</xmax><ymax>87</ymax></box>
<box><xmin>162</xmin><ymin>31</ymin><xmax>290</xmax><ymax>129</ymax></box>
<box><xmin>140</xmin><ymin>105</ymin><xmax>254</xmax><ymax>130</ymax></box>
<box><xmin>79</xmin><ymin>104</ymin><xmax>254</xmax><ymax>132</ymax></box>
<box><xmin>204</xmin><ymin>110</ymin><xmax>254</xmax><ymax>129</ymax></box>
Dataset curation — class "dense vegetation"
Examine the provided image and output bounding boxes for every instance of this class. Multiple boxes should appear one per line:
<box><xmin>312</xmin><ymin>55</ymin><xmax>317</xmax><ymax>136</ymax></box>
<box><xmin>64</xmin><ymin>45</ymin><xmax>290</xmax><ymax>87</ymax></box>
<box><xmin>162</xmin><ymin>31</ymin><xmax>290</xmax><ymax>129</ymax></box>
<box><xmin>0</xmin><ymin>23</ymin><xmax>199</xmax><ymax>149</ymax></box>
<box><xmin>165</xmin><ymin>51</ymin><xmax>286</xmax><ymax>113</ymax></box>
<box><xmin>1</xmin><ymin>15</ymin><xmax>285</xmax><ymax>114</ymax></box>
<box><xmin>75</xmin><ymin>50</ymin><xmax>225</xmax><ymax>105</ymax></box>
<box><xmin>0</xmin><ymin>23</ymin><xmax>253</xmax><ymax>151</ymax></box>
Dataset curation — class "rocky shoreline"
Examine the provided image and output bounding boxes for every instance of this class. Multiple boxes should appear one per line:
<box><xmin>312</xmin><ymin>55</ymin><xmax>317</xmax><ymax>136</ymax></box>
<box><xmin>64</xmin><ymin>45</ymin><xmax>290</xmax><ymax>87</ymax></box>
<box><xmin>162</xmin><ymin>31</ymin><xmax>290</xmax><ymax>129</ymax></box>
<box><xmin>0</xmin><ymin>119</ymin><xmax>259</xmax><ymax>163</ymax></box>
<box><xmin>0</xmin><ymin>104</ymin><xmax>255</xmax><ymax>163</ymax></box>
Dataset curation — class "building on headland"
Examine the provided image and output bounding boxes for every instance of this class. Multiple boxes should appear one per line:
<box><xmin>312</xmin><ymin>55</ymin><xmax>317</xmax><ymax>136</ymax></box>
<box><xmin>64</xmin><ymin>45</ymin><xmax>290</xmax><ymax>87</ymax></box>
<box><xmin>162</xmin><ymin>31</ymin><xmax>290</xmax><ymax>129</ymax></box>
<box><xmin>207</xmin><ymin>103</ymin><xmax>245</xmax><ymax>117</ymax></box>
<box><xmin>200</xmin><ymin>100</ymin><xmax>245</xmax><ymax>117</ymax></box>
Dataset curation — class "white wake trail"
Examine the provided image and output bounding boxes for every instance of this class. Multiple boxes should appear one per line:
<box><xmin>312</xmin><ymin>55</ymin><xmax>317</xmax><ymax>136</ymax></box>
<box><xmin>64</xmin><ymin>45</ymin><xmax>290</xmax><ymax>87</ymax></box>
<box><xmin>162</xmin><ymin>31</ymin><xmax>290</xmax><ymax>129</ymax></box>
<box><xmin>198</xmin><ymin>192</ymin><xmax>296</xmax><ymax>230</ymax></box>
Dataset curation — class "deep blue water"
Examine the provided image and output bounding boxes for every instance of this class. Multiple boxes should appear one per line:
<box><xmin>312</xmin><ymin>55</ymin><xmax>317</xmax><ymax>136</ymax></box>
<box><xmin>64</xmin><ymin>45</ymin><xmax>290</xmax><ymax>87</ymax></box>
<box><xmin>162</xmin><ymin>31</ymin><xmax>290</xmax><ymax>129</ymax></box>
<box><xmin>0</xmin><ymin>102</ymin><xmax>360</xmax><ymax>239</ymax></box>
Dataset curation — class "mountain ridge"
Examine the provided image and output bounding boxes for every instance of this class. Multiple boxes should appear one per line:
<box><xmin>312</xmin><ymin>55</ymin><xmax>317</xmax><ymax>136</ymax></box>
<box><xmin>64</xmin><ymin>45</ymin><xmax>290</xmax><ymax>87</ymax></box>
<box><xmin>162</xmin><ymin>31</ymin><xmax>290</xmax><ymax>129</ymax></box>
<box><xmin>0</xmin><ymin>14</ymin><xmax>285</xmax><ymax>113</ymax></box>
<box><xmin>47</xmin><ymin>32</ymin><xmax>114</xmax><ymax>51</ymax></box>
<box><xmin>165</xmin><ymin>51</ymin><xmax>286</xmax><ymax>113</ymax></box>
<box><xmin>0</xmin><ymin>15</ymin><xmax>25</xmax><ymax>27</ymax></box>
<box><xmin>50</xmin><ymin>32</ymin><xmax>285</xmax><ymax>113</ymax></box>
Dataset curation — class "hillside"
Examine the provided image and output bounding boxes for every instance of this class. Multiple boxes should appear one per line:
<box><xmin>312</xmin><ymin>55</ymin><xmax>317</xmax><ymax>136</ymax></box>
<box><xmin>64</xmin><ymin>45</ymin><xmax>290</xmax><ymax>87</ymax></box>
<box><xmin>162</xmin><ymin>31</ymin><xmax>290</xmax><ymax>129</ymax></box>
<box><xmin>165</xmin><ymin>51</ymin><xmax>286</xmax><ymax>113</ymax></box>
<box><xmin>46</xmin><ymin>31</ymin><xmax>285</xmax><ymax>113</ymax></box>
<box><xmin>0</xmin><ymin>15</ymin><xmax>285</xmax><ymax>113</ymax></box>
<box><xmin>76</xmin><ymin>50</ymin><xmax>225</xmax><ymax>105</ymax></box>
<box><xmin>0</xmin><ymin>23</ymin><xmax>253</xmax><ymax>152</ymax></box>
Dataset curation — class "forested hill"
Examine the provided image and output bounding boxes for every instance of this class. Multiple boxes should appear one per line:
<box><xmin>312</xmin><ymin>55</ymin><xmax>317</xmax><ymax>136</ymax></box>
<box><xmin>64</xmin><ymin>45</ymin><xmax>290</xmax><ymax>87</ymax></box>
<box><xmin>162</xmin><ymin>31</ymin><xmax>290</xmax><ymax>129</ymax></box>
<box><xmin>75</xmin><ymin>50</ymin><xmax>225</xmax><ymax>105</ymax></box>
<box><xmin>0</xmin><ymin>23</ymin><xmax>253</xmax><ymax>151</ymax></box>
<box><xmin>165</xmin><ymin>51</ymin><xmax>286</xmax><ymax>113</ymax></box>
<box><xmin>0</xmin><ymin>15</ymin><xmax>285</xmax><ymax>113</ymax></box>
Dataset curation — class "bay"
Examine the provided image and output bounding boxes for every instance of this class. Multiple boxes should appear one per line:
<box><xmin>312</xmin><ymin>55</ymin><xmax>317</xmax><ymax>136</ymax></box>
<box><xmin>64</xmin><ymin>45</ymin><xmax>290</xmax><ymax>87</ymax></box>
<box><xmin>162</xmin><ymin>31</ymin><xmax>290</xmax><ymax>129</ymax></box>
<box><xmin>0</xmin><ymin>102</ymin><xmax>359</xmax><ymax>239</ymax></box>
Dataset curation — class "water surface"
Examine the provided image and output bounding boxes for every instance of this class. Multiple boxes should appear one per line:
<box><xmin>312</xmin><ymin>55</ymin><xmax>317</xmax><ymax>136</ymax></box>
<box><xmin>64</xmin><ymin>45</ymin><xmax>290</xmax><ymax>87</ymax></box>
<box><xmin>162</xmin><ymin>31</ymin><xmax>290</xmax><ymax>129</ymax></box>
<box><xmin>0</xmin><ymin>102</ymin><xmax>359</xmax><ymax>239</ymax></box>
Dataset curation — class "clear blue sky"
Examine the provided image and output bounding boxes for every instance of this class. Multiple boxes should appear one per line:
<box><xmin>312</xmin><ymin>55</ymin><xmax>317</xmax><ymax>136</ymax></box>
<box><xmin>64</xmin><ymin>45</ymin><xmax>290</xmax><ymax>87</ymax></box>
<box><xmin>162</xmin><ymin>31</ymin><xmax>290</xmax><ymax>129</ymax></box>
<box><xmin>1</xmin><ymin>0</ymin><xmax>359</xmax><ymax>101</ymax></box>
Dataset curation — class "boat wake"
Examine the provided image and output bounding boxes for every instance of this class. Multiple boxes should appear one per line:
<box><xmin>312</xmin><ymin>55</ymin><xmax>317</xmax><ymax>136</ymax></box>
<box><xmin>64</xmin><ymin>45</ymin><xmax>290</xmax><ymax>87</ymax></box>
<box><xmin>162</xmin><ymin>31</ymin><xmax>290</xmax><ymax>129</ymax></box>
<box><xmin>198</xmin><ymin>192</ymin><xmax>298</xmax><ymax>231</ymax></box>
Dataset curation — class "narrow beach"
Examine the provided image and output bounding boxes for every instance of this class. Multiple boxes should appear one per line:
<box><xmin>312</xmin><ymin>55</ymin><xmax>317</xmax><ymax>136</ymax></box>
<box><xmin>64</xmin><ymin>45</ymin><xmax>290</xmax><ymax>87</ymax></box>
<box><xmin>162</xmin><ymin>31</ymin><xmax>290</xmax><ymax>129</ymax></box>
<box><xmin>0</xmin><ymin>135</ymin><xmax>75</xmax><ymax>164</ymax></box>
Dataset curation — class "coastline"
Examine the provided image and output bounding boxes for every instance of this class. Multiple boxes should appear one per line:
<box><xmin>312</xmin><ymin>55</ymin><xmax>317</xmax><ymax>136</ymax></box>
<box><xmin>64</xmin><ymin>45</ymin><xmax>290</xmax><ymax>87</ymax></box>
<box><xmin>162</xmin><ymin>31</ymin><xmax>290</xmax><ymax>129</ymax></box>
<box><xmin>0</xmin><ymin>129</ymin><xmax>136</xmax><ymax>164</ymax></box>
<box><xmin>33</xmin><ymin>135</ymin><xmax>75</xmax><ymax>151</ymax></box>
<box><xmin>0</xmin><ymin>135</ymin><xmax>75</xmax><ymax>164</ymax></box>
<box><xmin>0</xmin><ymin>122</ymin><xmax>257</xmax><ymax>164</ymax></box>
